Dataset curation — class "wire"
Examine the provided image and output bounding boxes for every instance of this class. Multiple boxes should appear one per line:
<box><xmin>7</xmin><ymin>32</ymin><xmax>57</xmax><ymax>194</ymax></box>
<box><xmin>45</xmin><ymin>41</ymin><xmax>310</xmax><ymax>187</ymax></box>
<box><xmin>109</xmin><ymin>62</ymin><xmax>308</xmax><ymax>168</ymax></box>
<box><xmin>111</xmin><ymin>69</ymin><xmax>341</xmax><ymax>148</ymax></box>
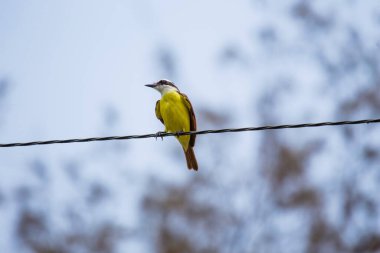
<box><xmin>0</xmin><ymin>118</ymin><xmax>379</xmax><ymax>148</ymax></box>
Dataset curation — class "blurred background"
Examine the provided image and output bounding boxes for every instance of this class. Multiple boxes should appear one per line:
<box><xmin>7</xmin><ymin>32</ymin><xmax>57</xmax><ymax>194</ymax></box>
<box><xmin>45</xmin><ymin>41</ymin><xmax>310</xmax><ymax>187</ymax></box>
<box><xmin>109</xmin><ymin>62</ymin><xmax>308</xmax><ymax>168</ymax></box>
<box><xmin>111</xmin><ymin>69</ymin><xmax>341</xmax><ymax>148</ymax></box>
<box><xmin>1</xmin><ymin>0</ymin><xmax>380</xmax><ymax>252</ymax></box>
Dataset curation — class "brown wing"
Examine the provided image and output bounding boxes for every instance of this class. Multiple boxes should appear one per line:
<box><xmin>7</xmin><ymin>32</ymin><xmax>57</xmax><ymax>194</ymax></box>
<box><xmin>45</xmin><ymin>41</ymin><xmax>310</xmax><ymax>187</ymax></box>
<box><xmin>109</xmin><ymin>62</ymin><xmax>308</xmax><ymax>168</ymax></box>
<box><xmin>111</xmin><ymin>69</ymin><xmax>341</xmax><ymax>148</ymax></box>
<box><xmin>180</xmin><ymin>92</ymin><xmax>197</xmax><ymax>147</ymax></box>
<box><xmin>155</xmin><ymin>100</ymin><xmax>164</xmax><ymax>124</ymax></box>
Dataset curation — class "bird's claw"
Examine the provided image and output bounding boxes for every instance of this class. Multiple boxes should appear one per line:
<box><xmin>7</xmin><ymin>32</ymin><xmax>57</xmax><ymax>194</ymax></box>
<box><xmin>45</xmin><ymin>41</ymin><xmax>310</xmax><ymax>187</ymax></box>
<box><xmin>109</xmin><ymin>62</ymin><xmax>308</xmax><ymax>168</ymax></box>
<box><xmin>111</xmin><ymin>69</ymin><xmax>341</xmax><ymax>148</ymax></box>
<box><xmin>155</xmin><ymin>131</ymin><xmax>166</xmax><ymax>141</ymax></box>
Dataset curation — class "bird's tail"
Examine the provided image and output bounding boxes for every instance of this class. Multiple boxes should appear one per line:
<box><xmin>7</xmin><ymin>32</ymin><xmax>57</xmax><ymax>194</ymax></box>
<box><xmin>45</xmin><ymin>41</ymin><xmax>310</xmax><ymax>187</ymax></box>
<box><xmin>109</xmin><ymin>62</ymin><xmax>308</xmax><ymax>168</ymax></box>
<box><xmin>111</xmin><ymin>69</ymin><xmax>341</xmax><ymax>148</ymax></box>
<box><xmin>184</xmin><ymin>147</ymin><xmax>198</xmax><ymax>171</ymax></box>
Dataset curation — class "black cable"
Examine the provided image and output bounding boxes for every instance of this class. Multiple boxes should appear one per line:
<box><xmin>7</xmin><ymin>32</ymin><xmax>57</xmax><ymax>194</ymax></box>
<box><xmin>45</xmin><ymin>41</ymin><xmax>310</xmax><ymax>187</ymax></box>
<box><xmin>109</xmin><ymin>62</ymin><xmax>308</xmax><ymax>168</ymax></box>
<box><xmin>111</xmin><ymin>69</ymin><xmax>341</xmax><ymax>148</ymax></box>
<box><xmin>0</xmin><ymin>118</ymin><xmax>379</xmax><ymax>148</ymax></box>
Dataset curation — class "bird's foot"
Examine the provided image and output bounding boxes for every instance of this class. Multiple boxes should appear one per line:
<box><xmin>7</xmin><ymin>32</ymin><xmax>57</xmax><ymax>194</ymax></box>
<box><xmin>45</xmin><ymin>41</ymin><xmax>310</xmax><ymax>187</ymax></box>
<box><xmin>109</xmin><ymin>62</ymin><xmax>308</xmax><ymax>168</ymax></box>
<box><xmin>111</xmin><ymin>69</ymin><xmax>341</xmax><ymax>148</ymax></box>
<box><xmin>155</xmin><ymin>131</ymin><xmax>166</xmax><ymax>141</ymax></box>
<box><xmin>174</xmin><ymin>131</ymin><xmax>184</xmax><ymax>137</ymax></box>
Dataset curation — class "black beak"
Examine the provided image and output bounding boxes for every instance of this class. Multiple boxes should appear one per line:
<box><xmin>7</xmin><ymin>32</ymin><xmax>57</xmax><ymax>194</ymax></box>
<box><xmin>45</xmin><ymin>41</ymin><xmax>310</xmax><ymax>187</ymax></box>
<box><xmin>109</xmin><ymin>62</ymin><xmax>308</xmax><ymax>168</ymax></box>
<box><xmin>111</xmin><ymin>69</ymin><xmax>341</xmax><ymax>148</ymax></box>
<box><xmin>145</xmin><ymin>84</ymin><xmax>156</xmax><ymax>88</ymax></box>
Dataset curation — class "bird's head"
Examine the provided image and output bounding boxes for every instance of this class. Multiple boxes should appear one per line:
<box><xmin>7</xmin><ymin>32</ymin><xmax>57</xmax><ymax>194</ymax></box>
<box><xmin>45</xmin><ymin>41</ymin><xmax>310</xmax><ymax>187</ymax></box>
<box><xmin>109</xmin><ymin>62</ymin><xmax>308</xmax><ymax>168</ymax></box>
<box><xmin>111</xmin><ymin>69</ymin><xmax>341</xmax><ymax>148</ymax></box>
<box><xmin>145</xmin><ymin>79</ymin><xmax>179</xmax><ymax>95</ymax></box>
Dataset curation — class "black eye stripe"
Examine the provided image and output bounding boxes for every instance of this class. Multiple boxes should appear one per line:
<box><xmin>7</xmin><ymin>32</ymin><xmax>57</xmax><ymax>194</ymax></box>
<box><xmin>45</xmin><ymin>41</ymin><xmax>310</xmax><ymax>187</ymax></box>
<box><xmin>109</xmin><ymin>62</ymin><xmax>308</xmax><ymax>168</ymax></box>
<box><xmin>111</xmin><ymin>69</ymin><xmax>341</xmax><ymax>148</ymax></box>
<box><xmin>159</xmin><ymin>80</ymin><xmax>169</xmax><ymax>85</ymax></box>
<box><xmin>157</xmin><ymin>80</ymin><xmax>178</xmax><ymax>89</ymax></box>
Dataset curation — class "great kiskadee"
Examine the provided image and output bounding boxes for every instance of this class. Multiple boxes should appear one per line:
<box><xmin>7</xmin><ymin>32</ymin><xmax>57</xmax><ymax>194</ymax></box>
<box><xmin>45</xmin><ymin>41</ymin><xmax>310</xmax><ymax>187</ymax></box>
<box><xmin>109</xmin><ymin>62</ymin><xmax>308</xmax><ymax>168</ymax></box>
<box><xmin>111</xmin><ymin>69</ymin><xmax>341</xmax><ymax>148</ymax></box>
<box><xmin>145</xmin><ymin>80</ymin><xmax>198</xmax><ymax>171</ymax></box>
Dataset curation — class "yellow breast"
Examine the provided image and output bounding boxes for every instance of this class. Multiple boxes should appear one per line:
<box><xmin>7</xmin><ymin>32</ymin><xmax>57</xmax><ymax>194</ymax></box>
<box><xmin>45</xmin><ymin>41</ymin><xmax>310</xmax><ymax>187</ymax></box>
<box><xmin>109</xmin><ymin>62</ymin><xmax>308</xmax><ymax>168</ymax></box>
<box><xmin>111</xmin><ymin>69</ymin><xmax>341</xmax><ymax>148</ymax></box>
<box><xmin>160</xmin><ymin>91</ymin><xmax>191</xmax><ymax>150</ymax></box>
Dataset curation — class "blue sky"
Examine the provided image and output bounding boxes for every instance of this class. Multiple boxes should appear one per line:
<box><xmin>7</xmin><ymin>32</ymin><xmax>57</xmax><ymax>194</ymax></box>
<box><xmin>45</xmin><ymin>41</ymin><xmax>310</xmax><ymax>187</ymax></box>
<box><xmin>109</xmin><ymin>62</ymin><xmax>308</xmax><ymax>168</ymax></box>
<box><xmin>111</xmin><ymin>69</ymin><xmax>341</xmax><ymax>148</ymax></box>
<box><xmin>1</xmin><ymin>0</ymin><xmax>380</xmax><ymax>252</ymax></box>
<box><xmin>0</xmin><ymin>1</ymin><xmax>259</xmax><ymax>251</ymax></box>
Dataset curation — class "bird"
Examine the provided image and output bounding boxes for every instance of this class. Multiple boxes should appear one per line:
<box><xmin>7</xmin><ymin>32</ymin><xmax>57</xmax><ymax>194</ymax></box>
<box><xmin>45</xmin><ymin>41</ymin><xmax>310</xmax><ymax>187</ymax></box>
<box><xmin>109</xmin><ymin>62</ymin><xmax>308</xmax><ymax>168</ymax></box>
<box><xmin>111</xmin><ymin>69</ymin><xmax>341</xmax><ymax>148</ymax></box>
<box><xmin>145</xmin><ymin>79</ymin><xmax>198</xmax><ymax>171</ymax></box>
